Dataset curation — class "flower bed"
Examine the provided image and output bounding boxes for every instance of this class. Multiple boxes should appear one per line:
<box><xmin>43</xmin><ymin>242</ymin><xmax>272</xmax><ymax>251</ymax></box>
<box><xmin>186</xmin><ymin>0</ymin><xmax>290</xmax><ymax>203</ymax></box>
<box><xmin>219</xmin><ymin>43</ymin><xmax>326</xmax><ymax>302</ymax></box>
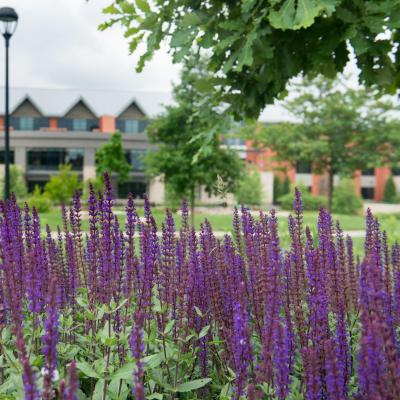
<box><xmin>0</xmin><ymin>175</ymin><xmax>399</xmax><ymax>399</ymax></box>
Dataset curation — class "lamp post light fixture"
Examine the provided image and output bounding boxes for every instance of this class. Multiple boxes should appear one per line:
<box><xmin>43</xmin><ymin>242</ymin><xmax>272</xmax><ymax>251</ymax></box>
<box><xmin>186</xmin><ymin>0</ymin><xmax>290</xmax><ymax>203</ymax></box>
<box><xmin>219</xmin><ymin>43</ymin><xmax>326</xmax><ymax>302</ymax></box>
<box><xmin>0</xmin><ymin>7</ymin><xmax>18</xmax><ymax>200</ymax></box>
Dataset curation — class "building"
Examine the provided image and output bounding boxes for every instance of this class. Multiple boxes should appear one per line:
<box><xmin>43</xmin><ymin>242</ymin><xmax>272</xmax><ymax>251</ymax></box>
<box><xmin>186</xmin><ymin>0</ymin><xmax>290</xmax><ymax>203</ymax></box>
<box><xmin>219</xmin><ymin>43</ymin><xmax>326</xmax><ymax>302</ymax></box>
<box><xmin>0</xmin><ymin>87</ymin><xmax>173</xmax><ymax>202</ymax></box>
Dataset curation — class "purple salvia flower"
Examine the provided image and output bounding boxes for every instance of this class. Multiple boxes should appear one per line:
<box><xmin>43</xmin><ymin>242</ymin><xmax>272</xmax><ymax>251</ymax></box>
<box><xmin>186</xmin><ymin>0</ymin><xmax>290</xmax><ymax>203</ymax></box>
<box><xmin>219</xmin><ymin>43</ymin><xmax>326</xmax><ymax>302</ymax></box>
<box><xmin>65</xmin><ymin>360</ymin><xmax>79</xmax><ymax>400</ymax></box>
<box><xmin>21</xmin><ymin>356</ymin><xmax>41</xmax><ymax>400</ymax></box>
<box><xmin>273</xmin><ymin>319</ymin><xmax>291</xmax><ymax>399</ymax></box>
<box><xmin>232</xmin><ymin>296</ymin><xmax>252</xmax><ymax>399</ymax></box>
<box><xmin>42</xmin><ymin>277</ymin><xmax>59</xmax><ymax>400</ymax></box>
<box><xmin>130</xmin><ymin>310</ymin><xmax>145</xmax><ymax>400</ymax></box>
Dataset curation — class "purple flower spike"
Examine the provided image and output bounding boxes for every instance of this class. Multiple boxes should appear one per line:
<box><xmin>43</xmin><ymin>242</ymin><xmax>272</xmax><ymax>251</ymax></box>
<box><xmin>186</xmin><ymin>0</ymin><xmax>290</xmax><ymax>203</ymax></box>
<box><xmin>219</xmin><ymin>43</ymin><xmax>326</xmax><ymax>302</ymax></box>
<box><xmin>130</xmin><ymin>310</ymin><xmax>145</xmax><ymax>400</ymax></box>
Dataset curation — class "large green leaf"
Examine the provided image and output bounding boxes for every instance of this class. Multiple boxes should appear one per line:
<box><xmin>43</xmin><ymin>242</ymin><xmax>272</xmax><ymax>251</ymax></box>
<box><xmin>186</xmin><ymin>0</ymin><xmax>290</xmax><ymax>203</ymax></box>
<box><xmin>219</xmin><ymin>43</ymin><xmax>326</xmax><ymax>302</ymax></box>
<box><xmin>175</xmin><ymin>378</ymin><xmax>212</xmax><ymax>392</ymax></box>
<box><xmin>76</xmin><ymin>361</ymin><xmax>102</xmax><ymax>379</ymax></box>
<box><xmin>269</xmin><ymin>0</ymin><xmax>338</xmax><ymax>30</ymax></box>
<box><xmin>110</xmin><ymin>362</ymin><xmax>136</xmax><ymax>380</ymax></box>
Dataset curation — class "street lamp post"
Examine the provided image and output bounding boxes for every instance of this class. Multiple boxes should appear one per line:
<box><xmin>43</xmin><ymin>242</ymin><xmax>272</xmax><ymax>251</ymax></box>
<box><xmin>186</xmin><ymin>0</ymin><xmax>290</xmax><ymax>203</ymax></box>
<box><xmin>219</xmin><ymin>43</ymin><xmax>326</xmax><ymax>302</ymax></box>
<box><xmin>0</xmin><ymin>7</ymin><xmax>18</xmax><ymax>200</ymax></box>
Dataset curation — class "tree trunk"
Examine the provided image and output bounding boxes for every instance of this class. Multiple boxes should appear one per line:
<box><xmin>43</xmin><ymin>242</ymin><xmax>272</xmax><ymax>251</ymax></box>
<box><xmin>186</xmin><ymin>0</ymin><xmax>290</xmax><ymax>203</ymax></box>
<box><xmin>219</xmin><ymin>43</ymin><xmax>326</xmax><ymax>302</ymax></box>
<box><xmin>327</xmin><ymin>169</ymin><xmax>334</xmax><ymax>211</ymax></box>
<box><xmin>190</xmin><ymin>186</ymin><xmax>195</xmax><ymax>227</ymax></box>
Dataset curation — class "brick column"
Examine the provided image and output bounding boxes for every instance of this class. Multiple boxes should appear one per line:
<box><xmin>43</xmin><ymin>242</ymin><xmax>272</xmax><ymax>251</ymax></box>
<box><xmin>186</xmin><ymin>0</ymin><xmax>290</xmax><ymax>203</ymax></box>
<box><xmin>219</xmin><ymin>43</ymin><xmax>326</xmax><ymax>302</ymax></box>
<box><xmin>375</xmin><ymin>167</ymin><xmax>391</xmax><ymax>202</ymax></box>
<box><xmin>354</xmin><ymin>170</ymin><xmax>361</xmax><ymax>196</ymax></box>
<box><xmin>99</xmin><ymin>115</ymin><xmax>116</xmax><ymax>133</ymax></box>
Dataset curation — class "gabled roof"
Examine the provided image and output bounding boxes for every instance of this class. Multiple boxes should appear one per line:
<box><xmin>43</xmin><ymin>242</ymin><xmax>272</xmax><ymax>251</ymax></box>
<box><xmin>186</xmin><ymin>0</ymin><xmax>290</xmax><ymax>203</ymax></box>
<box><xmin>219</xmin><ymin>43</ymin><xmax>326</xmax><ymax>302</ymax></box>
<box><xmin>117</xmin><ymin>98</ymin><xmax>147</xmax><ymax>118</ymax></box>
<box><xmin>0</xmin><ymin>87</ymin><xmax>175</xmax><ymax>118</ymax></box>
<box><xmin>11</xmin><ymin>94</ymin><xmax>45</xmax><ymax>116</ymax></box>
<box><xmin>63</xmin><ymin>96</ymin><xmax>98</xmax><ymax>118</ymax></box>
<box><xmin>0</xmin><ymin>86</ymin><xmax>295</xmax><ymax>123</ymax></box>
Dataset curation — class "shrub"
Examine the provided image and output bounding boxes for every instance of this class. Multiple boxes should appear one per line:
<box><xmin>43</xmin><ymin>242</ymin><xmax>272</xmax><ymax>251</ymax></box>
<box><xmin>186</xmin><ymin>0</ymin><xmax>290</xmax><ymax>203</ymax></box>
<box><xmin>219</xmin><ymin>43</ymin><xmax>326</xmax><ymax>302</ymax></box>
<box><xmin>0</xmin><ymin>165</ymin><xmax>27</xmax><ymax>198</ymax></box>
<box><xmin>383</xmin><ymin>175</ymin><xmax>397</xmax><ymax>203</ymax></box>
<box><xmin>26</xmin><ymin>185</ymin><xmax>52</xmax><ymax>212</ymax></box>
<box><xmin>274</xmin><ymin>175</ymin><xmax>291</xmax><ymax>204</ymax></box>
<box><xmin>44</xmin><ymin>164</ymin><xmax>81</xmax><ymax>204</ymax></box>
<box><xmin>332</xmin><ymin>178</ymin><xmax>363</xmax><ymax>214</ymax></box>
<box><xmin>235</xmin><ymin>167</ymin><xmax>262</xmax><ymax>206</ymax></box>
<box><xmin>279</xmin><ymin>184</ymin><xmax>327</xmax><ymax>211</ymax></box>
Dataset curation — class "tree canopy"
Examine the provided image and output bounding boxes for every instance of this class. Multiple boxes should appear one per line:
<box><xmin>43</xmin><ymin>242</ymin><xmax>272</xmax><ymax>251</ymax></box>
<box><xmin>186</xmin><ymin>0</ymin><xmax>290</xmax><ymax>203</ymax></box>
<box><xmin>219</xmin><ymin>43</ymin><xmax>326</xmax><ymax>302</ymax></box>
<box><xmin>101</xmin><ymin>0</ymin><xmax>400</xmax><ymax>118</ymax></box>
<box><xmin>251</xmin><ymin>75</ymin><xmax>400</xmax><ymax>209</ymax></box>
<box><xmin>143</xmin><ymin>57</ymin><xmax>243</xmax><ymax>214</ymax></box>
<box><xmin>96</xmin><ymin>132</ymin><xmax>131</xmax><ymax>184</ymax></box>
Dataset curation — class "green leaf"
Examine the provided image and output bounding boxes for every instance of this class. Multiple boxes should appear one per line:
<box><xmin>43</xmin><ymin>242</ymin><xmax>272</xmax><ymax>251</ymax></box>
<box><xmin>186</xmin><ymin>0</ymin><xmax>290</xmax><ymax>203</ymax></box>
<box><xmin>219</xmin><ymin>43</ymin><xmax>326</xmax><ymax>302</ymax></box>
<box><xmin>147</xmin><ymin>394</ymin><xmax>163</xmax><ymax>400</ymax></box>
<box><xmin>175</xmin><ymin>378</ymin><xmax>212</xmax><ymax>393</ymax></box>
<box><xmin>93</xmin><ymin>379</ymin><xmax>105</xmax><ymax>400</ymax></box>
<box><xmin>143</xmin><ymin>353</ymin><xmax>163</xmax><ymax>369</ymax></box>
<box><xmin>103</xmin><ymin>4</ymin><xmax>120</xmax><ymax>14</ymax></box>
<box><xmin>136</xmin><ymin>0</ymin><xmax>150</xmax><ymax>13</ymax></box>
<box><xmin>76</xmin><ymin>361</ymin><xmax>102</xmax><ymax>379</ymax></box>
<box><xmin>198</xmin><ymin>325</ymin><xmax>210</xmax><ymax>339</ymax></box>
<box><xmin>181</xmin><ymin>13</ymin><xmax>202</xmax><ymax>27</ymax></box>
<box><xmin>269</xmin><ymin>0</ymin><xmax>337</xmax><ymax>30</ymax></box>
<box><xmin>110</xmin><ymin>362</ymin><xmax>135</xmax><ymax>380</ymax></box>
<box><xmin>163</xmin><ymin>320</ymin><xmax>175</xmax><ymax>335</ymax></box>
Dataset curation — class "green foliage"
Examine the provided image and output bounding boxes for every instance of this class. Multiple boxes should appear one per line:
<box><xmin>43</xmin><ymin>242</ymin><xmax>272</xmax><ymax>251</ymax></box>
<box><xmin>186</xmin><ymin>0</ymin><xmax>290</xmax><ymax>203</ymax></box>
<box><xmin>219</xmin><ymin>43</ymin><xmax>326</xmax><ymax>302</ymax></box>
<box><xmin>279</xmin><ymin>187</ymin><xmax>328</xmax><ymax>211</ymax></box>
<box><xmin>274</xmin><ymin>175</ymin><xmax>291</xmax><ymax>204</ymax></box>
<box><xmin>96</xmin><ymin>132</ymin><xmax>131</xmax><ymax>183</ymax></box>
<box><xmin>44</xmin><ymin>164</ymin><xmax>82</xmax><ymax>204</ymax></box>
<box><xmin>273</xmin><ymin>176</ymin><xmax>282</xmax><ymax>204</ymax></box>
<box><xmin>144</xmin><ymin>57</ymin><xmax>243</xmax><ymax>210</ymax></box>
<box><xmin>0</xmin><ymin>165</ymin><xmax>27</xmax><ymax>198</ymax></box>
<box><xmin>383</xmin><ymin>175</ymin><xmax>397</xmax><ymax>203</ymax></box>
<box><xmin>235</xmin><ymin>167</ymin><xmax>262</xmax><ymax>206</ymax></box>
<box><xmin>101</xmin><ymin>0</ymin><xmax>400</xmax><ymax>118</ymax></box>
<box><xmin>332</xmin><ymin>178</ymin><xmax>363</xmax><ymax>215</ymax></box>
<box><xmin>26</xmin><ymin>186</ymin><xmax>52</xmax><ymax>213</ymax></box>
<box><xmin>255</xmin><ymin>75</ymin><xmax>400</xmax><ymax>208</ymax></box>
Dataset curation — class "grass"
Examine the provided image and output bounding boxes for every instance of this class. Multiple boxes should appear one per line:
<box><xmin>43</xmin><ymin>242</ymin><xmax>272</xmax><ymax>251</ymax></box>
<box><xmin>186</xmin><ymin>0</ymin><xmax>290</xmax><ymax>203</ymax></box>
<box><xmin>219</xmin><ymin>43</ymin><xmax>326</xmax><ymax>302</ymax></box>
<box><xmin>38</xmin><ymin>205</ymin><xmax>400</xmax><ymax>256</ymax></box>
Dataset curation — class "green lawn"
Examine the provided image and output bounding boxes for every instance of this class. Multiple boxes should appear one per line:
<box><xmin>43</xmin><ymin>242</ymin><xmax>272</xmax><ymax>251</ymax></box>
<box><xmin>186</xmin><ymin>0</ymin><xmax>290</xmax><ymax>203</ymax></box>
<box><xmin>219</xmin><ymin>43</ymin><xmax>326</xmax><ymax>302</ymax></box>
<box><xmin>38</xmin><ymin>206</ymin><xmax>400</xmax><ymax>256</ymax></box>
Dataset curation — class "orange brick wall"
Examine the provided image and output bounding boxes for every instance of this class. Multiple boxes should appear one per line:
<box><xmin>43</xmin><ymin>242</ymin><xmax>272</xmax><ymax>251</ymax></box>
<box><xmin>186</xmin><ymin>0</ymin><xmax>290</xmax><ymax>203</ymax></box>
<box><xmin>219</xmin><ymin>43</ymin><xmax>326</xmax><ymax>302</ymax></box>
<box><xmin>99</xmin><ymin>115</ymin><xmax>116</xmax><ymax>133</ymax></box>
<box><xmin>49</xmin><ymin>117</ymin><xmax>58</xmax><ymax>129</ymax></box>
<box><xmin>375</xmin><ymin>167</ymin><xmax>391</xmax><ymax>202</ymax></box>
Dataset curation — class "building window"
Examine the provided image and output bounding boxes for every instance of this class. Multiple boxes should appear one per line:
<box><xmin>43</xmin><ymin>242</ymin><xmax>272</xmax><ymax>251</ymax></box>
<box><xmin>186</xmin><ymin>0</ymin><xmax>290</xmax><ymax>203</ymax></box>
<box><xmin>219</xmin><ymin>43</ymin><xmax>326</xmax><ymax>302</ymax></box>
<box><xmin>19</xmin><ymin>117</ymin><xmax>34</xmax><ymax>130</ymax></box>
<box><xmin>126</xmin><ymin>149</ymin><xmax>146</xmax><ymax>171</ymax></box>
<box><xmin>0</xmin><ymin>150</ymin><xmax>15</xmax><ymax>164</ymax></box>
<box><xmin>72</xmin><ymin>119</ymin><xmax>87</xmax><ymax>131</ymax></box>
<box><xmin>27</xmin><ymin>180</ymin><xmax>47</xmax><ymax>193</ymax></box>
<box><xmin>361</xmin><ymin>187</ymin><xmax>374</xmax><ymax>200</ymax></box>
<box><xmin>223</xmin><ymin>137</ymin><xmax>246</xmax><ymax>146</ymax></box>
<box><xmin>27</xmin><ymin>148</ymin><xmax>84</xmax><ymax>171</ymax></box>
<box><xmin>125</xmin><ymin>120</ymin><xmax>140</xmax><ymax>134</ymax></box>
<box><xmin>118</xmin><ymin>181</ymin><xmax>147</xmax><ymax>199</ymax></box>
<box><xmin>296</xmin><ymin>161</ymin><xmax>312</xmax><ymax>174</ymax></box>
<box><xmin>392</xmin><ymin>167</ymin><xmax>400</xmax><ymax>176</ymax></box>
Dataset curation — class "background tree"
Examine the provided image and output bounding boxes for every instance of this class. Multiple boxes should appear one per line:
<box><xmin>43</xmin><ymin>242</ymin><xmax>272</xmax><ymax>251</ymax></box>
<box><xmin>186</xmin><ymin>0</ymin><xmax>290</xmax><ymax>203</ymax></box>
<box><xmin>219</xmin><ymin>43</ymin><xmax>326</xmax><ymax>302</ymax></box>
<box><xmin>144</xmin><ymin>57</ymin><xmax>243</xmax><ymax>219</ymax></box>
<box><xmin>234</xmin><ymin>166</ymin><xmax>262</xmax><ymax>206</ymax></box>
<box><xmin>102</xmin><ymin>1</ymin><xmax>400</xmax><ymax>119</ymax></box>
<box><xmin>0</xmin><ymin>165</ymin><xmax>27</xmax><ymax>199</ymax></box>
<box><xmin>95</xmin><ymin>132</ymin><xmax>131</xmax><ymax>187</ymax></box>
<box><xmin>44</xmin><ymin>164</ymin><xmax>82</xmax><ymax>204</ymax></box>
<box><xmin>383</xmin><ymin>176</ymin><xmax>397</xmax><ymax>204</ymax></box>
<box><xmin>251</xmin><ymin>75</ymin><xmax>400</xmax><ymax>210</ymax></box>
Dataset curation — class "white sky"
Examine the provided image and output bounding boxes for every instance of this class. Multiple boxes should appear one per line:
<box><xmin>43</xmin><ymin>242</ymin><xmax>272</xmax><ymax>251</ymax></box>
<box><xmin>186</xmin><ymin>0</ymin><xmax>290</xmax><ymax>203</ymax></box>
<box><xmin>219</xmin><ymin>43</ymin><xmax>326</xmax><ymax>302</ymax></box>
<box><xmin>0</xmin><ymin>0</ymin><xmax>181</xmax><ymax>91</ymax></box>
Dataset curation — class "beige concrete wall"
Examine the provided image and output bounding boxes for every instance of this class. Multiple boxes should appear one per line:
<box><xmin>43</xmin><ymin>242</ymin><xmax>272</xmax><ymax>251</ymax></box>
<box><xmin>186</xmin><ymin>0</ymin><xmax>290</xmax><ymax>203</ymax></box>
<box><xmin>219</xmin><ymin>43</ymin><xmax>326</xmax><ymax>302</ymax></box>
<box><xmin>148</xmin><ymin>176</ymin><xmax>165</xmax><ymax>204</ymax></box>
<box><xmin>198</xmin><ymin>188</ymin><xmax>235</xmax><ymax>206</ymax></box>
<box><xmin>260</xmin><ymin>171</ymin><xmax>273</xmax><ymax>205</ymax></box>
<box><xmin>14</xmin><ymin>147</ymin><xmax>26</xmax><ymax>171</ymax></box>
<box><xmin>83</xmin><ymin>147</ymin><xmax>96</xmax><ymax>181</ymax></box>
